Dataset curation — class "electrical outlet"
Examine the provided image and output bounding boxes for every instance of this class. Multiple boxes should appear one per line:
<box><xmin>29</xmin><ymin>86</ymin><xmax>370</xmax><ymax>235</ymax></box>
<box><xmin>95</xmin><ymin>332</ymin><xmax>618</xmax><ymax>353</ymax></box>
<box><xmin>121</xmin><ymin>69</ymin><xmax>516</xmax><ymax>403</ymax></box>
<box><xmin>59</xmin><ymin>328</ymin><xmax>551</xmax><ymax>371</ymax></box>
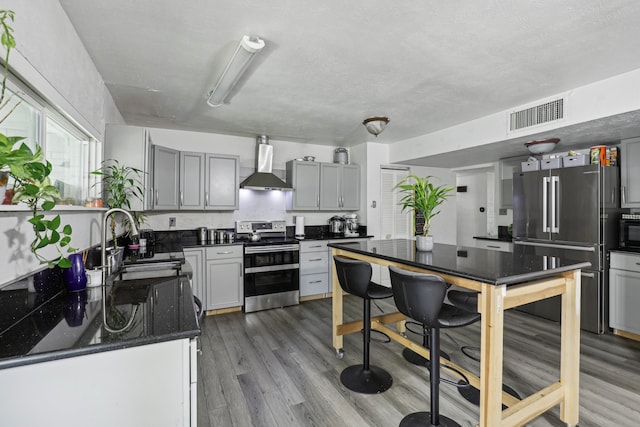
<box><xmin>169</xmin><ymin>217</ymin><xmax>176</xmax><ymax>227</ymax></box>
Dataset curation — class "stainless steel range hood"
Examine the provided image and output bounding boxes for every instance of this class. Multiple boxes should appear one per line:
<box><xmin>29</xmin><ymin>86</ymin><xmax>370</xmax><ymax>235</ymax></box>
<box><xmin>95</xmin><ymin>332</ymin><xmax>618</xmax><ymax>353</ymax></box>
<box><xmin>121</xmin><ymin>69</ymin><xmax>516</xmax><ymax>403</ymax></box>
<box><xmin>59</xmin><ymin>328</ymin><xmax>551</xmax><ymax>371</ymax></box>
<box><xmin>240</xmin><ymin>135</ymin><xmax>293</xmax><ymax>191</ymax></box>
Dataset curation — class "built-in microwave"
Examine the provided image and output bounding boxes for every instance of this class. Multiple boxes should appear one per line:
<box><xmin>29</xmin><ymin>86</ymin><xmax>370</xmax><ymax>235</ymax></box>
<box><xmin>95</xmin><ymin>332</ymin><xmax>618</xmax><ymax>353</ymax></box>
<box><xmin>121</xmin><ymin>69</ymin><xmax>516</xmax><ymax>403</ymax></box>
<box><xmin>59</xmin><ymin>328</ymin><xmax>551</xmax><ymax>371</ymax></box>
<box><xmin>619</xmin><ymin>214</ymin><xmax>640</xmax><ymax>250</ymax></box>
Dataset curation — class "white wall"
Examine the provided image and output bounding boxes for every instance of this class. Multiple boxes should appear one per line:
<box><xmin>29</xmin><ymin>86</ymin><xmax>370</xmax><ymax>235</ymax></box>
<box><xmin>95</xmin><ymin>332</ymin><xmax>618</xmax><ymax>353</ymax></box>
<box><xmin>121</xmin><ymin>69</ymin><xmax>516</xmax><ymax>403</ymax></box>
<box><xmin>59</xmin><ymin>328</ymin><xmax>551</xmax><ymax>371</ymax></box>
<box><xmin>0</xmin><ymin>3</ymin><xmax>122</xmax><ymax>286</ymax></box>
<box><xmin>389</xmin><ymin>68</ymin><xmax>640</xmax><ymax>165</ymax></box>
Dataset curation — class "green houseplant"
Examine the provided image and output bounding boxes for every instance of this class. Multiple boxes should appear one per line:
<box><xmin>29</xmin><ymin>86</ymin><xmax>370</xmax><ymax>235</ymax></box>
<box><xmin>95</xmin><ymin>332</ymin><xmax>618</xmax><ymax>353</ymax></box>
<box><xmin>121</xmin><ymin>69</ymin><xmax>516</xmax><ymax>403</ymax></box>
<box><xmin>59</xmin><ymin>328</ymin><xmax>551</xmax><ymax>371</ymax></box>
<box><xmin>91</xmin><ymin>159</ymin><xmax>146</xmax><ymax>248</ymax></box>
<box><xmin>394</xmin><ymin>173</ymin><xmax>455</xmax><ymax>251</ymax></box>
<box><xmin>0</xmin><ymin>10</ymin><xmax>75</xmax><ymax>268</ymax></box>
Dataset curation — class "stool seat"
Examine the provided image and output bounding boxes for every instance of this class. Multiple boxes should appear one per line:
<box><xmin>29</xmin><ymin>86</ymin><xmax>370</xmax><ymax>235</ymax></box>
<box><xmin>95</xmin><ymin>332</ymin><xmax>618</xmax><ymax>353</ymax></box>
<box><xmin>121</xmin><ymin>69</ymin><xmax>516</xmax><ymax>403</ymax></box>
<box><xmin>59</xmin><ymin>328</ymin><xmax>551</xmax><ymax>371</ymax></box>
<box><xmin>367</xmin><ymin>282</ymin><xmax>394</xmax><ymax>299</ymax></box>
<box><xmin>334</xmin><ymin>255</ymin><xmax>393</xmax><ymax>394</ymax></box>
<box><xmin>447</xmin><ymin>290</ymin><xmax>477</xmax><ymax>313</ymax></box>
<box><xmin>437</xmin><ymin>304</ymin><xmax>480</xmax><ymax>328</ymax></box>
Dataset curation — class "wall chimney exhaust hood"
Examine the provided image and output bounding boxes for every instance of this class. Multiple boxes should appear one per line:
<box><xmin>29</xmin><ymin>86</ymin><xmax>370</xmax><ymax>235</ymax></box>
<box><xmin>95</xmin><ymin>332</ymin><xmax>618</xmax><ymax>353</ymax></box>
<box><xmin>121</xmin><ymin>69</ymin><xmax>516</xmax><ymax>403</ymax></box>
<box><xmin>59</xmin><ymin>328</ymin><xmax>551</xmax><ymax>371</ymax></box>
<box><xmin>240</xmin><ymin>135</ymin><xmax>293</xmax><ymax>191</ymax></box>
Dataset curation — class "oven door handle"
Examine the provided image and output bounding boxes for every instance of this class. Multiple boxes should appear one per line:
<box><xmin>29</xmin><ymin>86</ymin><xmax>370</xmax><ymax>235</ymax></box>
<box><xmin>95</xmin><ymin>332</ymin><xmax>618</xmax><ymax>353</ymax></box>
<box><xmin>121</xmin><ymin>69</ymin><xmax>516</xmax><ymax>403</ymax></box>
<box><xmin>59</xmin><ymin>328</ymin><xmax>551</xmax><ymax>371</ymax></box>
<box><xmin>245</xmin><ymin>245</ymin><xmax>300</xmax><ymax>254</ymax></box>
<box><xmin>245</xmin><ymin>264</ymin><xmax>300</xmax><ymax>274</ymax></box>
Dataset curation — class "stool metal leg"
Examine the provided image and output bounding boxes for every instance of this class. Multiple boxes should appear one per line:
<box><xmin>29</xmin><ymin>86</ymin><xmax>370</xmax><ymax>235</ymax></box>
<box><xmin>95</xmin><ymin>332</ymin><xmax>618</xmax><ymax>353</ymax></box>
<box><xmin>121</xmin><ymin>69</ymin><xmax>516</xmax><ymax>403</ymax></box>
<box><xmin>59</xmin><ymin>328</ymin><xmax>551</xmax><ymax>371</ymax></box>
<box><xmin>403</xmin><ymin>324</ymin><xmax>450</xmax><ymax>366</ymax></box>
<box><xmin>340</xmin><ymin>299</ymin><xmax>393</xmax><ymax>394</ymax></box>
<box><xmin>400</xmin><ymin>327</ymin><xmax>462</xmax><ymax>427</ymax></box>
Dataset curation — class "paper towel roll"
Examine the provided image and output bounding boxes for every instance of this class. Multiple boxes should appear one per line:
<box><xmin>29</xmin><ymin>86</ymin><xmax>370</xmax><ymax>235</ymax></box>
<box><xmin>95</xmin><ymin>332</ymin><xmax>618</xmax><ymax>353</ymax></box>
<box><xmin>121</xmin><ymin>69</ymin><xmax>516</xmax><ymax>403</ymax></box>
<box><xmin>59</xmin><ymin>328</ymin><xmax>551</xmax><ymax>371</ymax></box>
<box><xmin>295</xmin><ymin>216</ymin><xmax>305</xmax><ymax>237</ymax></box>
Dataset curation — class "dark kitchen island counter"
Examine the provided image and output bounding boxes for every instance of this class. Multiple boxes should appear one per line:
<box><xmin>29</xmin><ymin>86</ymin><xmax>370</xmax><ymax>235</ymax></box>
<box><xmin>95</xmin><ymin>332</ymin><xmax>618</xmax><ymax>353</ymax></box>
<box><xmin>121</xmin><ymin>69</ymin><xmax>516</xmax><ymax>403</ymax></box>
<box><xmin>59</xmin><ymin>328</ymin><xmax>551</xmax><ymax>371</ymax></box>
<box><xmin>328</xmin><ymin>239</ymin><xmax>588</xmax><ymax>427</ymax></box>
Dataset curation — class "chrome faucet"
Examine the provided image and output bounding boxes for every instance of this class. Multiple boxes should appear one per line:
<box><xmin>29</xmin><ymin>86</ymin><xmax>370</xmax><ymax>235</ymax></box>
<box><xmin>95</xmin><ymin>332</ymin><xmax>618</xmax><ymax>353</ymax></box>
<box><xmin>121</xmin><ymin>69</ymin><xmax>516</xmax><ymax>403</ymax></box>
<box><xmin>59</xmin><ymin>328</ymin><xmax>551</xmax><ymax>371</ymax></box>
<box><xmin>101</xmin><ymin>208</ymin><xmax>139</xmax><ymax>332</ymax></box>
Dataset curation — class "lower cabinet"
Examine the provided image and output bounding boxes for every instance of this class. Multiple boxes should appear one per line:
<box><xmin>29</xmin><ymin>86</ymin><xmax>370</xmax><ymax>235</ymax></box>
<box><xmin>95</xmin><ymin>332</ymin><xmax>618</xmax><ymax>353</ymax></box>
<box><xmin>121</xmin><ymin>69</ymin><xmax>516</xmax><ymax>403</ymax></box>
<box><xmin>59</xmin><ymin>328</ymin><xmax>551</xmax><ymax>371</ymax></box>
<box><xmin>610</xmin><ymin>251</ymin><xmax>640</xmax><ymax>335</ymax></box>
<box><xmin>475</xmin><ymin>239</ymin><xmax>513</xmax><ymax>252</ymax></box>
<box><xmin>184</xmin><ymin>245</ymin><xmax>244</xmax><ymax>311</ymax></box>
<box><xmin>299</xmin><ymin>240</ymin><xmax>329</xmax><ymax>297</ymax></box>
<box><xmin>0</xmin><ymin>339</ymin><xmax>196</xmax><ymax>427</ymax></box>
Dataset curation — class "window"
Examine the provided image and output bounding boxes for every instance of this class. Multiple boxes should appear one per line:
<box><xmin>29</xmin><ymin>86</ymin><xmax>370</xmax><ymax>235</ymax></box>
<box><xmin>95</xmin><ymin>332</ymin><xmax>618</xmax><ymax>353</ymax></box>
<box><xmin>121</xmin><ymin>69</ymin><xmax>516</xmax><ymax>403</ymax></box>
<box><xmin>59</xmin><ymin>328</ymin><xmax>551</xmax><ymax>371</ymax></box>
<box><xmin>1</xmin><ymin>79</ymin><xmax>101</xmax><ymax>207</ymax></box>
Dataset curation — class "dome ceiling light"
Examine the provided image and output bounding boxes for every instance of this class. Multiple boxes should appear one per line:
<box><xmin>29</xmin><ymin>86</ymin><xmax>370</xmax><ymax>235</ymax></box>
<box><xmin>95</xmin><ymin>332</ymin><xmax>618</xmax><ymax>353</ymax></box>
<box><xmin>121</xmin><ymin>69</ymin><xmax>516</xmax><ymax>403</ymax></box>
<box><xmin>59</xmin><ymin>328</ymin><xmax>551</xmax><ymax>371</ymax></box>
<box><xmin>525</xmin><ymin>137</ymin><xmax>560</xmax><ymax>154</ymax></box>
<box><xmin>363</xmin><ymin>117</ymin><xmax>390</xmax><ymax>137</ymax></box>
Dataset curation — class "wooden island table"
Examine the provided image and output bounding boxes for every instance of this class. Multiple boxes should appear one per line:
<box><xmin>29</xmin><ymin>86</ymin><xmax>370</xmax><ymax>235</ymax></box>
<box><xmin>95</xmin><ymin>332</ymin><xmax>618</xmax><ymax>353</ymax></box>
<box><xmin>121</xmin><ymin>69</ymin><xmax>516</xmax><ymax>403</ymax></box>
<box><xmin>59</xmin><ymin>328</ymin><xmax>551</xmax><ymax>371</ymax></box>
<box><xmin>328</xmin><ymin>239</ymin><xmax>590</xmax><ymax>427</ymax></box>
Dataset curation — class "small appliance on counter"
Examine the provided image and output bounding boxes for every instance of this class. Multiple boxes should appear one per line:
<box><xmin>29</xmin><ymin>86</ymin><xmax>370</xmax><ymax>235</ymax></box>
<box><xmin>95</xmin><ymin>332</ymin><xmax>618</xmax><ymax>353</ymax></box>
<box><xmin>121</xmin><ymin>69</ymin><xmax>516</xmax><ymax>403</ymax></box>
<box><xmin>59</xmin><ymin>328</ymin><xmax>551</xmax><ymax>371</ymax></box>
<box><xmin>329</xmin><ymin>215</ymin><xmax>345</xmax><ymax>235</ymax></box>
<box><xmin>294</xmin><ymin>216</ymin><xmax>305</xmax><ymax>238</ymax></box>
<box><xmin>344</xmin><ymin>213</ymin><xmax>359</xmax><ymax>237</ymax></box>
<box><xmin>138</xmin><ymin>229</ymin><xmax>155</xmax><ymax>258</ymax></box>
<box><xmin>620</xmin><ymin>213</ymin><xmax>640</xmax><ymax>251</ymax></box>
<box><xmin>197</xmin><ymin>227</ymin><xmax>207</xmax><ymax>245</ymax></box>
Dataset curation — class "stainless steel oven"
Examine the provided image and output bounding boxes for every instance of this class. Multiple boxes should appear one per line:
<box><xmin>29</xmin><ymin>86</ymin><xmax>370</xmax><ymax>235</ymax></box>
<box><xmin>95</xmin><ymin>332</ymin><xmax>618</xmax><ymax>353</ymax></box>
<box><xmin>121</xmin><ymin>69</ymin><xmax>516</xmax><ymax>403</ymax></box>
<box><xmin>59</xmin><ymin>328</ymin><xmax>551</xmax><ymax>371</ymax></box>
<box><xmin>237</xmin><ymin>221</ymin><xmax>300</xmax><ymax>313</ymax></box>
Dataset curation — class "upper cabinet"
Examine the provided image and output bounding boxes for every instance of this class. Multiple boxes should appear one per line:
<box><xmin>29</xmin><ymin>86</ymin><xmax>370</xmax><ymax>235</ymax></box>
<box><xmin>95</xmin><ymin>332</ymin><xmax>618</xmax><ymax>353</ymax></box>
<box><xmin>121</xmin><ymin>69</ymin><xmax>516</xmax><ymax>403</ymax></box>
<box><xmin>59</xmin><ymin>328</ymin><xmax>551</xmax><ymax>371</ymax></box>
<box><xmin>104</xmin><ymin>125</ymin><xmax>154</xmax><ymax>211</ymax></box>
<box><xmin>621</xmin><ymin>137</ymin><xmax>640</xmax><ymax>208</ymax></box>
<box><xmin>153</xmin><ymin>145</ymin><xmax>180</xmax><ymax>210</ymax></box>
<box><xmin>180</xmin><ymin>151</ymin><xmax>205</xmax><ymax>210</ymax></box>
<box><xmin>286</xmin><ymin>160</ymin><xmax>360</xmax><ymax>211</ymax></box>
<box><xmin>286</xmin><ymin>160</ymin><xmax>321</xmax><ymax>210</ymax></box>
<box><xmin>205</xmin><ymin>154</ymin><xmax>239</xmax><ymax>210</ymax></box>
<box><xmin>320</xmin><ymin>163</ymin><xmax>360</xmax><ymax>210</ymax></box>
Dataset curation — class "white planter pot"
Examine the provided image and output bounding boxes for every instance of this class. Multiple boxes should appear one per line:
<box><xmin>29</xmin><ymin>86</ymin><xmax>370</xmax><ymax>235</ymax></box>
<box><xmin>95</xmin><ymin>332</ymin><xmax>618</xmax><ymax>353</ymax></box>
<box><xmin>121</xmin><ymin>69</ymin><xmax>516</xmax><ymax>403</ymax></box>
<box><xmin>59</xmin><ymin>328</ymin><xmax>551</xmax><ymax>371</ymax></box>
<box><xmin>416</xmin><ymin>235</ymin><xmax>433</xmax><ymax>251</ymax></box>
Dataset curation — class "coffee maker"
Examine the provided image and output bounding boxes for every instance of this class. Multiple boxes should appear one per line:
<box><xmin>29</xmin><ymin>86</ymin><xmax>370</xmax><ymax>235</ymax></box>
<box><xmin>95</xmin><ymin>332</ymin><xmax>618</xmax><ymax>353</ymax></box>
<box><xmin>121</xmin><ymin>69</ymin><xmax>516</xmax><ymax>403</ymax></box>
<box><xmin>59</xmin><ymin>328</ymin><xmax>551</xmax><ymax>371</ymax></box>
<box><xmin>344</xmin><ymin>214</ymin><xmax>359</xmax><ymax>237</ymax></box>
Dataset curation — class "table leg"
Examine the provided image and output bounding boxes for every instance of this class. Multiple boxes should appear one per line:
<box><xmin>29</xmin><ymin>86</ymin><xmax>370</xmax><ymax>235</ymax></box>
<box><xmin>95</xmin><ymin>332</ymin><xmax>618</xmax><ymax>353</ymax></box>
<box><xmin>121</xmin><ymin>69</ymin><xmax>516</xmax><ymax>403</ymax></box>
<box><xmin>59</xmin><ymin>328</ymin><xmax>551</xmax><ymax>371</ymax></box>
<box><xmin>560</xmin><ymin>270</ymin><xmax>580</xmax><ymax>425</ymax></box>
<box><xmin>479</xmin><ymin>283</ymin><xmax>505</xmax><ymax>427</ymax></box>
<box><xmin>331</xmin><ymin>250</ymin><xmax>343</xmax><ymax>353</ymax></box>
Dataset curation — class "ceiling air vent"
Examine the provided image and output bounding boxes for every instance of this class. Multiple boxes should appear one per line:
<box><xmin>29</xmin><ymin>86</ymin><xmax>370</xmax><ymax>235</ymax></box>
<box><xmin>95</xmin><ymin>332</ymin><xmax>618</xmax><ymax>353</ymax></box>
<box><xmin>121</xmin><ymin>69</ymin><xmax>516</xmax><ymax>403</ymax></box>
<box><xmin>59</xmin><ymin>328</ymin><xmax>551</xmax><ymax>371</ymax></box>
<box><xmin>509</xmin><ymin>98</ymin><xmax>564</xmax><ymax>131</ymax></box>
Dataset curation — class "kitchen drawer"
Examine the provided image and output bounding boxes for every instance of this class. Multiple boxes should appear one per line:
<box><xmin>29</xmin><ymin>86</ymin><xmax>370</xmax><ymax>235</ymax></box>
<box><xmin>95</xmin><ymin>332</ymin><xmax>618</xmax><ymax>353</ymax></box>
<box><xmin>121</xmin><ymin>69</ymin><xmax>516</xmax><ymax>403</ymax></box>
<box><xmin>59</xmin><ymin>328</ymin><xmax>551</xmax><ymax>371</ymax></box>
<box><xmin>300</xmin><ymin>273</ymin><xmax>329</xmax><ymax>297</ymax></box>
<box><xmin>300</xmin><ymin>250</ymin><xmax>329</xmax><ymax>274</ymax></box>
<box><xmin>610</xmin><ymin>251</ymin><xmax>640</xmax><ymax>272</ymax></box>
<box><xmin>475</xmin><ymin>239</ymin><xmax>513</xmax><ymax>252</ymax></box>
<box><xmin>206</xmin><ymin>244</ymin><xmax>243</xmax><ymax>260</ymax></box>
<box><xmin>300</xmin><ymin>240</ymin><xmax>328</xmax><ymax>252</ymax></box>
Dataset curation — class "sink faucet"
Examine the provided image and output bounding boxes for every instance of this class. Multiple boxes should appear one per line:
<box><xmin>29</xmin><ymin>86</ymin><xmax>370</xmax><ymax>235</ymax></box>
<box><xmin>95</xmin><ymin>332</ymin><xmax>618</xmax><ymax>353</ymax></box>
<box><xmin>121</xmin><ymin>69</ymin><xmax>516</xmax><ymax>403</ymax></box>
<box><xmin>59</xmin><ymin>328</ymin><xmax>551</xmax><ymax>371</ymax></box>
<box><xmin>101</xmin><ymin>208</ymin><xmax>139</xmax><ymax>332</ymax></box>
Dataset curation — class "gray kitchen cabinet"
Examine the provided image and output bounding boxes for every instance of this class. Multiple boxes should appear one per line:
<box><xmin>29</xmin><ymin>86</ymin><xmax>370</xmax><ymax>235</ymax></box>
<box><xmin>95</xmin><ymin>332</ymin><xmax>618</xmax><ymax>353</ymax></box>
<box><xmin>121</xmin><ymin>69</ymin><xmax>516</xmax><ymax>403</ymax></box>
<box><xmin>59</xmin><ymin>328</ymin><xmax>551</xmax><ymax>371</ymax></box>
<box><xmin>184</xmin><ymin>248</ymin><xmax>205</xmax><ymax>305</ymax></box>
<box><xmin>153</xmin><ymin>145</ymin><xmax>180</xmax><ymax>210</ymax></box>
<box><xmin>621</xmin><ymin>138</ymin><xmax>640</xmax><ymax>207</ymax></box>
<box><xmin>320</xmin><ymin>163</ymin><xmax>360</xmax><ymax>211</ymax></box>
<box><xmin>180</xmin><ymin>151</ymin><xmax>205</xmax><ymax>210</ymax></box>
<box><xmin>104</xmin><ymin>124</ymin><xmax>154</xmax><ymax>211</ymax></box>
<box><xmin>205</xmin><ymin>245</ymin><xmax>244</xmax><ymax>310</ymax></box>
<box><xmin>299</xmin><ymin>240</ymin><xmax>329</xmax><ymax>297</ymax></box>
<box><xmin>475</xmin><ymin>239</ymin><xmax>513</xmax><ymax>252</ymax></box>
<box><xmin>286</xmin><ymin>160</ymin><xmax>321</xmax><ymax>210</ymax></box>
<box><xmin>609</xmin><ymin>251</ymin><xmax>640</xmax><ymax>335</ymax></box>
<box><xmin>205</xmin><ymin>154</ymin><xmax>239</xmax><ymax>210</ymax></box>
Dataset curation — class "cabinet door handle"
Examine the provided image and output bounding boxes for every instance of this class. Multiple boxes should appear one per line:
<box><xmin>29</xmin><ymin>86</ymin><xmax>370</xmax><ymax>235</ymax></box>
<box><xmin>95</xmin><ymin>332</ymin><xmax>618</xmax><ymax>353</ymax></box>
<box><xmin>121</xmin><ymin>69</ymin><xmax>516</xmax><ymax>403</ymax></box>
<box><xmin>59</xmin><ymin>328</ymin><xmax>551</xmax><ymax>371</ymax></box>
<box><xmin>310</xmin><ymin>258</ymin><xmax>323</xmax><ymax>262</ymax></box>
<box><xmin>487</xmin><ymin>245</ymin><xmax>500</xmax><ymax>249</ymax></box>
<box><xmin>180</xmin><ymin>191</ymin><xmax>184</xmax><ymax>206</ymax></box>
<box><xmin>217</xmin><ymin>251</ymin><xmax>233</xmax><ymax>254</ymax></box>
<box><xmin>317</xmin><ymin>195</ymin><xmax>320</xmax><ymax>208</ymax></box>
<box><xmin>622</xmin><ymin>186</ymin><xmax>626</xmax><ymax>205</ymax></box>
<box><xmin>309</xmin><ymin>280</ymin><xmax>322</xmax><ymax>284</ymax></box>
<box><xmin>205</xmin><ymin>192</ymin><xmax>209</xmax><ymax>207</ymax></box>
<box><xmin>310</xmin><ymin>245</ymin><xmax>322</xmax><ymax>248</ymax></box>
<box><xmin>155</xmin><ymin>189</ymin><xmax>159</xmax><ymax>205</ymax></box>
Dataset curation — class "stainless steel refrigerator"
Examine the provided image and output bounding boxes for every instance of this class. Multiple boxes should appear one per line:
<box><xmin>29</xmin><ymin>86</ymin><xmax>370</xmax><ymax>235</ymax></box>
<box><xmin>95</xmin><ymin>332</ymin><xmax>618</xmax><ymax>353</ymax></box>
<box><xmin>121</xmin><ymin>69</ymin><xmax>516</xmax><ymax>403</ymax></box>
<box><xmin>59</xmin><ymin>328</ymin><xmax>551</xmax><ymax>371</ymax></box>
<box><xmin>513</xmin><ymin>163</ymin><xmax>621</xmax><ymax>333</ymax></box>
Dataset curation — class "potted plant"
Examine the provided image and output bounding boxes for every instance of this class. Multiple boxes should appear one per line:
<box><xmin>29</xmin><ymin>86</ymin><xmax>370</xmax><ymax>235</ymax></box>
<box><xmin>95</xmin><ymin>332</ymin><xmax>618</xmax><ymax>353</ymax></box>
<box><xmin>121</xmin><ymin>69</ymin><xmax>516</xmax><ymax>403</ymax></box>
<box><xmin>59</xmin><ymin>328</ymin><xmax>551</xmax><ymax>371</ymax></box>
<box><xmin>394</xmin><ymin>173</ymin><xmax>455</xmax><ymax>251</ymax></box>
<box><xmin>91</xmin><ymin>159</ymin><xmax>146</xmax><ymax>249</ymax></box>
<box><xmin>0</xmin><ymin>9</ymin><xmax>76</xmax><ymax>268</ymax></box>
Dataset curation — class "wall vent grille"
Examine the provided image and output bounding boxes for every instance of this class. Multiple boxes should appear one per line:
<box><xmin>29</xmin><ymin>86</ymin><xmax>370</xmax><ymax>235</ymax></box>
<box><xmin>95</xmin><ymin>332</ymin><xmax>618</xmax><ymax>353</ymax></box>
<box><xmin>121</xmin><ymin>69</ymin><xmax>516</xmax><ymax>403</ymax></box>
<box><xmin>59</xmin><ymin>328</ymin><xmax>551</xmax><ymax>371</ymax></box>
<box><xmin>509</xmin><ymin>98</ymin><xmax>564</xmax><ymax>131</ymax></box>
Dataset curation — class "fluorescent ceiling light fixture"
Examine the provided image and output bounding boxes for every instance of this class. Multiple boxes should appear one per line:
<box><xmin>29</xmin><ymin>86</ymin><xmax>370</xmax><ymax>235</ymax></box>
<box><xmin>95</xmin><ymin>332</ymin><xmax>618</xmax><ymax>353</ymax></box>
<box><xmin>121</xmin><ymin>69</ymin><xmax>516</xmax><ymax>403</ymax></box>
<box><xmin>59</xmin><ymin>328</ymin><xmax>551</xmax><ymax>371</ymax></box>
<box><xmin>363</xmin><ymin>116</ymin><xmax>390</xmax><ymax>137</ymax></box>
<box><xmin>207</xmin><ymin>35</ymin><xmax>265</xmax><ymax>107</ymax></box>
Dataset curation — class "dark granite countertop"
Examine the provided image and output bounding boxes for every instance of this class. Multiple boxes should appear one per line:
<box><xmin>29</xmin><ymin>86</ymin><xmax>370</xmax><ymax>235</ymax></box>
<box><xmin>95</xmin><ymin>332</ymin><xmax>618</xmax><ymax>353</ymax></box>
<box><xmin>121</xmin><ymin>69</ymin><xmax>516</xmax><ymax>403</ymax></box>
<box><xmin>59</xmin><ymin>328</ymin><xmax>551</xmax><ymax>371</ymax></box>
<box><xmin>298</xmin><ymin>234</ymin><xmax>373</xmax><ymax>241</ymax></box>
<box><xmin>0</xmin><ymin>274</ymin><xmax>199</xmax><ymax>370</ymax></box>
<box><xmin>328</xmin><ymin>239</ymin><xmax>590</xmax><ymax>286</ymax></box>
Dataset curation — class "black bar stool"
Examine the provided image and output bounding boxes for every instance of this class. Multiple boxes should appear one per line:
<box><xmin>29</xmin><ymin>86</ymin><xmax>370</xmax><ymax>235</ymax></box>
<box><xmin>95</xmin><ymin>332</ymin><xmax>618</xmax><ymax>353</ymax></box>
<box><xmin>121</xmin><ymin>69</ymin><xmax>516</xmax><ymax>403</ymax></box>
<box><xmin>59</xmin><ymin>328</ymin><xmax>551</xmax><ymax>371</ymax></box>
<box><xmin>389</xmin><ymin>266</ymin><xmax>480</xmax><ymax>427</ymax></box>
<box><xmin>334</xmin><ymin>255</ymin><xmax>394</xmax><ymax>394</ymax></box>
<box><xmin>447</xmin><ymin>289</ymin><xmax>520</xmax><ymax>407</ymax></box>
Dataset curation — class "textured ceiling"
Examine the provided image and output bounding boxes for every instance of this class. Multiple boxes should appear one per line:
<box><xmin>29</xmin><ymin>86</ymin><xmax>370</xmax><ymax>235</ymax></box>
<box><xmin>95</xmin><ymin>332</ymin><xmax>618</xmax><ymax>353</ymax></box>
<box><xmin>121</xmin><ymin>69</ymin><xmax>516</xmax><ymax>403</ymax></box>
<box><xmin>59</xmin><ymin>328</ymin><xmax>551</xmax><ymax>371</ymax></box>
<box><xmin>59</xmin><ymin>0</ymin><xmax>640</xmax><ymax>165</ymax></box>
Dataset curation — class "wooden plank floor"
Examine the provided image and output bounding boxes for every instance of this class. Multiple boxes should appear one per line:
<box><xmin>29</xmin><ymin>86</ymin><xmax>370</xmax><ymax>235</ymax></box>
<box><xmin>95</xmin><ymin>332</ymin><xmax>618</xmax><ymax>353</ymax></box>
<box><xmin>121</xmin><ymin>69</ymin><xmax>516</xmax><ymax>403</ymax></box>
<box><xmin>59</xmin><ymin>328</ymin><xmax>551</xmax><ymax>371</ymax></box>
<box><xmin>197</xmin><ymin>296</ymin><xmax>640</xmax><ymax>427</ymax></box>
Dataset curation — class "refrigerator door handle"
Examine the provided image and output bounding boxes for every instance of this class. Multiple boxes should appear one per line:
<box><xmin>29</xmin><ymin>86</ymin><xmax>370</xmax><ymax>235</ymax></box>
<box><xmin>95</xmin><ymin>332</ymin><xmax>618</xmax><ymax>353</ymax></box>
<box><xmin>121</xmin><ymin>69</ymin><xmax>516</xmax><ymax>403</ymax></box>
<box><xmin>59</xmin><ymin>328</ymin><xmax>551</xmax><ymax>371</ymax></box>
<box><xmin>514</xmin><ymin>240</ymin><xmax>596</xmax><ymax>252</ymax></box>
<box><xmin>581</xmin><ymin>271</ymin><xmax>596</xmax><ymax>278</ymax></box>
<box><xmin>551</xmin><ymin>175</ymin><xmax>559</xmax><ymax>233</ymax></box>
<box><xmin>543</xmin><ymin>176</ymin><xmax>550</xmax><ymax>232</ymax></box>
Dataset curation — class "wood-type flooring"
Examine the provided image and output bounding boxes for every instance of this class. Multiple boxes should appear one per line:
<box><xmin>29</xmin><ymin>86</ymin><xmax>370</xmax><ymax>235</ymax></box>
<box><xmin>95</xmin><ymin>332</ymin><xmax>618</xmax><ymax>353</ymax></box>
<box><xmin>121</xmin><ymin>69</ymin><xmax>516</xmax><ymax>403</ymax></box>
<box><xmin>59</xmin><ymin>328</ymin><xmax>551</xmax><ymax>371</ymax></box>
<box><xmin>196</xmin><ymin>295</ymin><xmax>640</xmax><ymax>427</ymax></box>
